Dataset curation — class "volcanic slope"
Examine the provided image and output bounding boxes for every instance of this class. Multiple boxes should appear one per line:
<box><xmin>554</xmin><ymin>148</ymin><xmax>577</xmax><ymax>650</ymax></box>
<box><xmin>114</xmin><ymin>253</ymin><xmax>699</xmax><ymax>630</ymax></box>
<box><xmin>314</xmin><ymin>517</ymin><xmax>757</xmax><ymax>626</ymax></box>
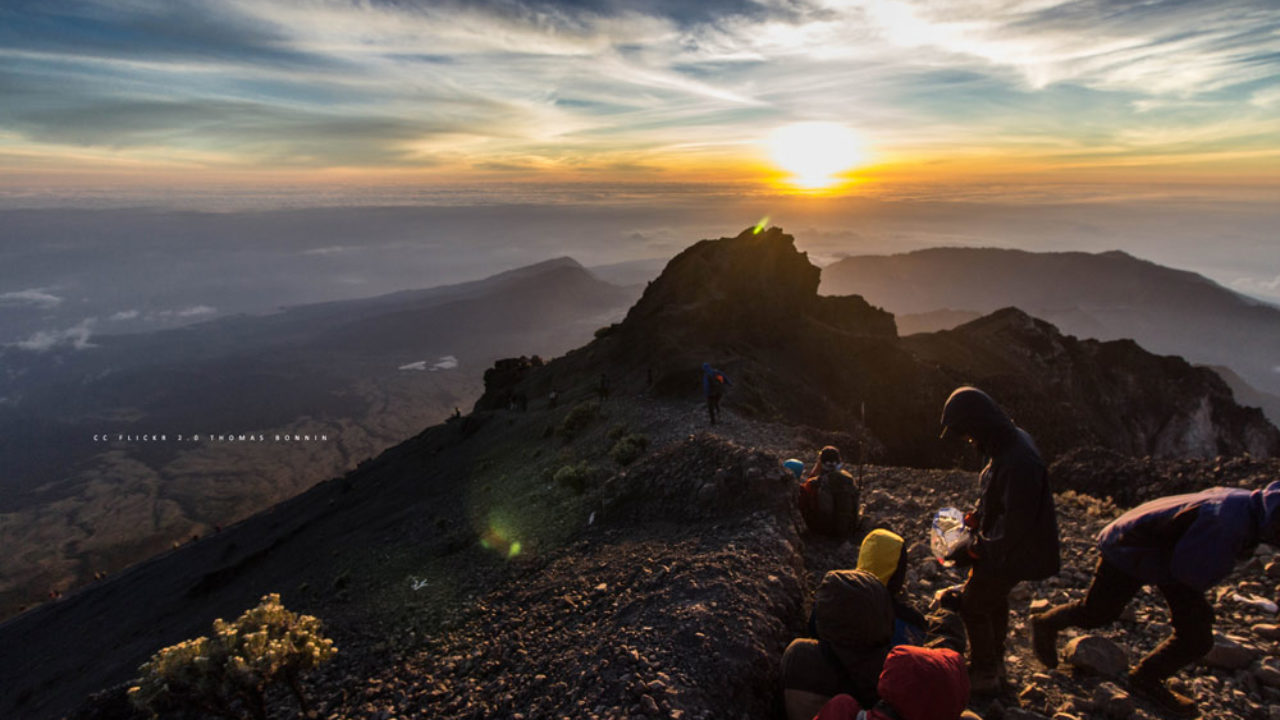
<box><xmin>5</xmin><ymin>226</ymin><xmax>1279</xmax><ymax>720</ymax></box>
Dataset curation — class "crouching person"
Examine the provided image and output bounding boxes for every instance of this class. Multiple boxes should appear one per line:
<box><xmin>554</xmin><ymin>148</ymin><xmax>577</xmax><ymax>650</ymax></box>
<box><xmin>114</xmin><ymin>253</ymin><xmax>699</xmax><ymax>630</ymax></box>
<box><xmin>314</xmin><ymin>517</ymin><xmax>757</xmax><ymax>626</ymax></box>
<box><xmin>1031</xmin><ymin>480</ymin><xmax>1280</xmax><ymax>717</ymax></box>
<box><xmin>781</xmin><ymin>570</ymin><xmax>894</xmax><ymax>720</ymax></box>
<box><xmin>812</xmin><ymin>646</ymin><xmax>980</xmax><ymax>720</ymax></box>
<box><xmin>798</xmin><ymin>446</ymin><xmax>859</xmax><ymax>537</ymax></box>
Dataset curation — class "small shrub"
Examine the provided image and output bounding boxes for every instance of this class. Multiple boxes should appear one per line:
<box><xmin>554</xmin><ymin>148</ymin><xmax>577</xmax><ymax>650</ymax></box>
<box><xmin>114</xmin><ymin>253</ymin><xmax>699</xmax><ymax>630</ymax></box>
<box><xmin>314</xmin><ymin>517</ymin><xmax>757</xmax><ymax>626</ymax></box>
<box><xmin>593</xmin><ymin>323</ymin><xmax>618</xmax><ymax>339</ymax></box>
<box><xmin>607</xmin><ymin>424</ymin><xmax>627</xmax><ymax>442</ymax></box>
<box><xmin>609</xmin><ymin>433</ymin><xmax>650</xmax><ymax>466</ymax></box>
<box><xmin>129</xmin><ymin>593</ymin><xmax>336</xmax><ymax>720</ymax></box>
<box><xmin>554</xmin><ymin>461</ymin><xmax>594</xmax><ymax>495</ymax></box>
<box><xmin>556</xmin><ymin>401</ymin><xmax>599</xmax><ymax>441</ymax></box>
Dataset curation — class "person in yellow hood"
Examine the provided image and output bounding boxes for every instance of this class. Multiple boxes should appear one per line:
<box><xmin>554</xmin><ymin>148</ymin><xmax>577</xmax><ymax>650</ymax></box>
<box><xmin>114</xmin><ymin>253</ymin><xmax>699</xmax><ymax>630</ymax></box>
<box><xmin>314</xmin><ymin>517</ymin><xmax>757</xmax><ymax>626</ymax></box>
<box><xmin>857</xmin><ymin>529</ymin><xmax>927</xmax><ymax>647</ymax></box>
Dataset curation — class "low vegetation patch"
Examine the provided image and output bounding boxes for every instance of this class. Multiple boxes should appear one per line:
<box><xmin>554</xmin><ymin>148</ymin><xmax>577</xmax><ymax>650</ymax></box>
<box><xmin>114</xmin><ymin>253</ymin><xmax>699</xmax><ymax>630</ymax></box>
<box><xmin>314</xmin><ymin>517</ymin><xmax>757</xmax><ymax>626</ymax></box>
<box><xmin>609</xmin><ymin>433</ymin><xmax>650</xmax><ymax>466</ymax></box>
<box><xmin>129</xmin><ymin>593</ymin><xmax>336</xmax><ymax>720</ymax></box>
<box><xmin>556</xmin><ymin>401</ymin><xmax>600</xmax><ymax>440</ymax></box>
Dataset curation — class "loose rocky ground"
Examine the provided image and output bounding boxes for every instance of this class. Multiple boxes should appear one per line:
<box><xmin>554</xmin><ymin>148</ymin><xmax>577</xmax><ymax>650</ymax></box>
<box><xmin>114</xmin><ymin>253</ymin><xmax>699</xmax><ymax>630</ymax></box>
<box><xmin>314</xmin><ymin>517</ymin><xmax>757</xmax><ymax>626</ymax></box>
<box><xmin>74</xmin><ymin>394</ymin><xmax>1280</xmax><ymax>720</ymax></box>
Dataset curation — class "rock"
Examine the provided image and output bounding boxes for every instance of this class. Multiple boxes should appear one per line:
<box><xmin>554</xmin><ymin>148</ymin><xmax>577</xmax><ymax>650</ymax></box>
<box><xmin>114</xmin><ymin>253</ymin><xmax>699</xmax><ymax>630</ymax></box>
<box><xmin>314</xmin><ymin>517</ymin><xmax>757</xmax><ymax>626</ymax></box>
<box><xmin>1253</xmin><ymin>623</ymin><xmax>1280</xmax><ymax>640</ymax></box>
<box><xmin>1010</xmin><ymin>584</ymin><xmax>1032</xmax><ymax>602</ymax></box>
<box><xmin>1092</xmin><ymin>682</ymin><xmax>1134</xmax><ymax>719</ymax></box>
<box><xmin>1050</xmin><ymin>715</ymin><xmax>1080</xmax><ymax>720</ymax></box>
<box><xmin>1202</xmin><ymin>634</ymin><xmax>1260</xmax><ymax>670</ymax></box>
<box><xmin>1256</xmin><ymin>659</ymin><xmax>1280</xmax><ymax>689</ymax></box>
<box><xmin>1029</xmin><ymin>598</ymin><xmax>1050</xmax><ymax>613</ymax></box>
<box><xmin>1266</xmin><ymin>560</ymin><xmax>1280</xmax><ymax>580</ymax></box>
<box><xmin>1004</xmin><ymin>709</ymin><xmax>1050</xmax><ymax>720</ymax></box>
<box><xmin>1018</xmin><ymin>682</ymin><xmax>1048</xmax><ymax>709</ymax></box>
<box><xmin>1064</xmin><ymin>635</ymin><xmax>1128</xmax><ymax>677</ymax></box>
<box><xmin>641</xmin><ymin>694</ymin><xmax>660</xmax><ymax>715</ymax></box>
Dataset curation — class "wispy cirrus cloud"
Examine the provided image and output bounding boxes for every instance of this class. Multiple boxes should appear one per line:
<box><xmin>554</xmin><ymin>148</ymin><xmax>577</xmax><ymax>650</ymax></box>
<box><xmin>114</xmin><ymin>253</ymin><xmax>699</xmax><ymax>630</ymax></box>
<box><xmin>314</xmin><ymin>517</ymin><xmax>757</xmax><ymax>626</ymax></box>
<box><xmin>11</xmin><ymin>318</ymin><xmax>95</xmax><ymax>351</ymax></box>
<box><xmin>0</xmin><ymin>0</ymin><xmax>1275</xmax><ymax>182</ymax></box>
<box><xmin>0</xmin><ymin>288</ymin><xmax>62</xmax><ymax>307</ymax></box>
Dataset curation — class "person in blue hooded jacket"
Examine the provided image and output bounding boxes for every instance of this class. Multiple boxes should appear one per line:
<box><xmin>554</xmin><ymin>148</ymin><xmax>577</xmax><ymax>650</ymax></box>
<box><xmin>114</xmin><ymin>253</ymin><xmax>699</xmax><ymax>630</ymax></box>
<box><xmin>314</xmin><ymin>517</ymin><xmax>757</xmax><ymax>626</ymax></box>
<box><xmin>1030</xmin><ymin>481</ymin><xmax>1280</xmax><ymax>717</ymax></box>
<box><xmin>701</xmin><ymin>362</ymin><xmax>731</xmax><ymax>424</ymax></box>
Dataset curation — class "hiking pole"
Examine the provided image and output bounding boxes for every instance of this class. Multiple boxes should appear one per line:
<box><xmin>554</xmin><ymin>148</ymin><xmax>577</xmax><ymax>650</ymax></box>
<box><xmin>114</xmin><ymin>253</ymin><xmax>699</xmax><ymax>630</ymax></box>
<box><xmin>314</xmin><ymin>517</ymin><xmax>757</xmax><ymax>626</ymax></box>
<box><xmin>858</xmin><ymin>401</ymin><xmax>866</xmax><ymax>489</ymax></box>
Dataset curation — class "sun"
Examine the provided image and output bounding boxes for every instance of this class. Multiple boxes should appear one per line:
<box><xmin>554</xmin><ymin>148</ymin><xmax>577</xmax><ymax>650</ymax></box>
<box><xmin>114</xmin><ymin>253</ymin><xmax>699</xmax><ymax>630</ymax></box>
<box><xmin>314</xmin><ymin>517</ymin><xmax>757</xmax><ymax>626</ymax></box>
<box><xmin>766</xmin><ymin>122</ymin><xmax>867</xmax><ymax>190</ymax></box>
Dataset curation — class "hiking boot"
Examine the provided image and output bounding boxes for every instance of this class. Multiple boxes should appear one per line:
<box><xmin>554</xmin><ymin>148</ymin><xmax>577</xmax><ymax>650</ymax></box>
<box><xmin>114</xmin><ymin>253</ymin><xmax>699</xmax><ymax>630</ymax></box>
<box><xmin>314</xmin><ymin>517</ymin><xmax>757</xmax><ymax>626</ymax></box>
<box><xmin>1029</xmin><ymin>613</ymin><xmax>1059</xmax><ymax>669</ymax></box>
<box><xmin>1127</xmin><ymin>670</ymin><xmax>1198</xmax><ymax>718</ymax></box>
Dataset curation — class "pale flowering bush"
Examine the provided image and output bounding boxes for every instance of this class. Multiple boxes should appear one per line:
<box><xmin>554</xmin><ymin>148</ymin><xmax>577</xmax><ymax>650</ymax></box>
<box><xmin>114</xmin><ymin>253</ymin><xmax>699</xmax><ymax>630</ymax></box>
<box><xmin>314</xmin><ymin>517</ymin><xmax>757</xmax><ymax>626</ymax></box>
<box><xmin>129</xmin><ymin>593</ymin><xmax>336</xmax><ymax>720</ymax></box>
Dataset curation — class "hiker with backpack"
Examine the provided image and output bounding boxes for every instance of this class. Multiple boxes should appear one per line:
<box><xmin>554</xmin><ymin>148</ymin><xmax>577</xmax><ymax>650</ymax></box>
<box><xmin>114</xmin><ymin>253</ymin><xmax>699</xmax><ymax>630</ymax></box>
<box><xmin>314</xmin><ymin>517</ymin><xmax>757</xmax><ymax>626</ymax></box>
<box><xmin>1030</xmin><ymin>481</ymin><xmax>1280</xmax><ymax>717</ymax></box>
<box><xmin>937</xmin><ymin>387</ymin><xmax>1060</xmax><ymax>694</ymax></box>
<box><xmin>782</xmin><ymin>531</ymin><xmax>969</xmax><ymax>720</ymax></box>
<box><xmin>798</xmin><ymin>446</ymin><xmax>859</xmax><ymax>537</ymax></box>
<box><xmin>781</xmin><ymin>569</ymin><xmax>896</xmax><ymax>720</ymax></box>
<box><xmin>701</xmin><ymin>362</ymin><xmax>731</xmax><ymax>424</ymax></box>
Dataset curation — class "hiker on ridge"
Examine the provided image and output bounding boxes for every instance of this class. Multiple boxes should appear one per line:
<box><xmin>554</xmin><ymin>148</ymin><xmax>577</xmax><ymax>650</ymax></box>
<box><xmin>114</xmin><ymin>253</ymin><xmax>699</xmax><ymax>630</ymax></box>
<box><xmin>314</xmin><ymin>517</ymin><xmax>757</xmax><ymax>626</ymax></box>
<box><xmin>701</xmin><ymin>362</ymin><xmax>730</xmax><ymax>424</ymax></box>
<box><xmin>799</xmin><ymin>446</ymin><xmax>858</xmax><ymax>537</ymax></box>
<box><xmin>1030</xmin><ymin>481</ymin><xmax>1280</xmax><ymax>717</ymax></box>
<box><xmin>938</xmin><ymin>386</ymin><xmax>1060</xmax><ymax>694</ymax></box>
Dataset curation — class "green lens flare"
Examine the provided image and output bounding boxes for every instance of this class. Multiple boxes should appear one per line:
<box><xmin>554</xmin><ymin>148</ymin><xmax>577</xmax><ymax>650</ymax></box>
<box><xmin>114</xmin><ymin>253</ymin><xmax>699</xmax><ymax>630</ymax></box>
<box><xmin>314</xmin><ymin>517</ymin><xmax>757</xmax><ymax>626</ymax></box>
<box><xmin>753</xmin><ymin>216</ymin><xmax>770</xmax><ymax>234</ymax></box>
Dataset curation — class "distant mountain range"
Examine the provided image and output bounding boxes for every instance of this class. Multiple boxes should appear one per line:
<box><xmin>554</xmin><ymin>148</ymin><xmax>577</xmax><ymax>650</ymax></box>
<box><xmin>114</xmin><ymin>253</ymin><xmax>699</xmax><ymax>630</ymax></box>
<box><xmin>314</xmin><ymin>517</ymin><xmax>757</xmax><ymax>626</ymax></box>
<box><xmin>820</xmin><ymin>247</ymin><xmax>1280</xmax><ymax>424</ymax></box>
<box><xmin>6</xmin><ymin>226</ymin><xmax>1276</xmax><ymax>720</ymax></box>
<box><xmin>0</xmin><ymin>258</ymin><xmax>639</xmax><ymax>618</ymax></box>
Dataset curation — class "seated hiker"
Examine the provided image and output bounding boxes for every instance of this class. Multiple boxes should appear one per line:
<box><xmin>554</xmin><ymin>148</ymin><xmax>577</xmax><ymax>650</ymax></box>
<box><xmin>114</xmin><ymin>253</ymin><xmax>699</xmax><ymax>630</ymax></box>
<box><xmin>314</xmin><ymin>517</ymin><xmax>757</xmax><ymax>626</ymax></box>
<box><xmin>812</xmin><ymin>645</ymin><xmax>978</xmax><ymax>720</ymax></box>
<box><xmin>828</xmin><ymin>529</ymin><xmax>965</xmax><ymax>653</ymax></box>
<box><xmin>1030</xmin><ymin>481</ymin><xmax>1280</xmax><ymax>717</ymax></box>
<box><xmin>856</xmin><ymin>529</ymin><xmax>927</xmax><ymax>648</ymax></box>
<box><xmin>798</xmin><ymin>446</ymin><xmax>859</xmax><ymax>537</ymax></box>
<box><xmin>781</xmin><ymin>569</ymin><xmax>895</xmax><ymax>720</ymax></box>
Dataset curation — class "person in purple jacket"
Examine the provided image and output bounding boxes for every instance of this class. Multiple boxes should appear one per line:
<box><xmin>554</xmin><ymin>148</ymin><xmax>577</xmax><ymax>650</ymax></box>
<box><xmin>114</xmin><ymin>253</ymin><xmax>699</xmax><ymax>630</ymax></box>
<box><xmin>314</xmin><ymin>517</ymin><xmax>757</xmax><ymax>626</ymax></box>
<box><xmin>1030</xmin><ymin>481</ymin><xmax>1280</xmax><ymax>716</ymax></box>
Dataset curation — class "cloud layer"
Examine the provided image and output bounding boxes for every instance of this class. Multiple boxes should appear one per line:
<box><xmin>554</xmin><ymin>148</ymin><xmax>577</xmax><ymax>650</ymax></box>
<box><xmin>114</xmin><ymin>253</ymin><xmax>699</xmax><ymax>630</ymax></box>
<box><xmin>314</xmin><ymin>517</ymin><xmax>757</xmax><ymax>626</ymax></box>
<box><xmin>1</xmin><ymin>0</ymin><xmax>1276</xmax><ymax>184</ymax></box>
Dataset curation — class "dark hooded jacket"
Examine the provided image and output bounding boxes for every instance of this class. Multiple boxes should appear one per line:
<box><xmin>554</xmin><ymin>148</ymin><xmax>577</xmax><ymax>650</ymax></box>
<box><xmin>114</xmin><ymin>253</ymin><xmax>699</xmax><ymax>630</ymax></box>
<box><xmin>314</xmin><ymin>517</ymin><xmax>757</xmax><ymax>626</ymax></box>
<box><xmin>1098</xmin><ymin>481</ymin><xmax>1280</xmax><ymax>591</ymax></box>
<box><xmin>940</xmin><ymin>387</ymin><xmax>1060</xmax><ymax>581</ymax></box>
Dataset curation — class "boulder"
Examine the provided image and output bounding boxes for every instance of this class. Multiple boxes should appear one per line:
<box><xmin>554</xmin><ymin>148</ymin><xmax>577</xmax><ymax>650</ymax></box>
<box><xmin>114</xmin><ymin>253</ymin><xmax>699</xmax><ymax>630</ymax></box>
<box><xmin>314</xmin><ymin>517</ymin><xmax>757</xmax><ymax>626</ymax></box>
<box><xmin>1202</xmin><ymin>634</ymin><xmax>1260</xmax><ymax>670</ymax></box>
<box><xmin>1064</xmin><ymin>635</ymin><xmax>1128</xmax><ymax>677</ymax></box>
<box><xmin>1251</xmin><ymin>623</ymin><xmax>1280</xmax><ymax>641</ymax></box>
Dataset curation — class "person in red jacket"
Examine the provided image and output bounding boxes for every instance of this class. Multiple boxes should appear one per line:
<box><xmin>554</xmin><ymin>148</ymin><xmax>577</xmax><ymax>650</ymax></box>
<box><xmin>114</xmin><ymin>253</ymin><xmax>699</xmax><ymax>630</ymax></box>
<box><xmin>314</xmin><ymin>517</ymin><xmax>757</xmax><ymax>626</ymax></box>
<box><xmin>812</xmin><ymin>645</ymin><xmax>978</xmax><ymax>720</ymax></box>
<box><xmin>938</xmin><ymin>387</ymin><xmax>1060</xmax><ymax>694</ymax></box>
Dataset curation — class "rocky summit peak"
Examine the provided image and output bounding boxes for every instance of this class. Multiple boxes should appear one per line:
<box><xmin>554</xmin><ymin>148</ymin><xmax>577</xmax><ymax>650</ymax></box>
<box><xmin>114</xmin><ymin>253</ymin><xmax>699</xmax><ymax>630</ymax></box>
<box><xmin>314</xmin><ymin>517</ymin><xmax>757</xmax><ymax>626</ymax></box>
<box><xmin>618</xmin><ymin>225</ymin><xmax>895</xmax><ymax>342</ymax></box>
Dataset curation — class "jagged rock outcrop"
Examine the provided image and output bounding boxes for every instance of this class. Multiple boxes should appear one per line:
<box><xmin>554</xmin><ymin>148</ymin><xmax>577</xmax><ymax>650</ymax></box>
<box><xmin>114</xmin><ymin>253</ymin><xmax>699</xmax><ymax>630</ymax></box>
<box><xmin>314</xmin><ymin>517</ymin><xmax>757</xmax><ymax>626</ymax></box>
<box><xmin>903</xmin><ymin>307</ymin><xmax>1280</xmax><ymax>461</ymax></box>
<box><xmin>477</xmin><ymin>227</ymin><xmax>1278</xmax><ymax>465</ymax></box>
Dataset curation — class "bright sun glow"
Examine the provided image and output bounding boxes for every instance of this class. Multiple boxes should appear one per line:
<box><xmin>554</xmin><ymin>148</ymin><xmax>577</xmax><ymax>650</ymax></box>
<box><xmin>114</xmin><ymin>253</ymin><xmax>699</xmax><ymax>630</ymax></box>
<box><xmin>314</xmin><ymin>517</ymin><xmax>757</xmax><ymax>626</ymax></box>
<box><xmin>767</xmin><ymin>122</ymin><xmax>867</xmax><ymax>190</ymax></box>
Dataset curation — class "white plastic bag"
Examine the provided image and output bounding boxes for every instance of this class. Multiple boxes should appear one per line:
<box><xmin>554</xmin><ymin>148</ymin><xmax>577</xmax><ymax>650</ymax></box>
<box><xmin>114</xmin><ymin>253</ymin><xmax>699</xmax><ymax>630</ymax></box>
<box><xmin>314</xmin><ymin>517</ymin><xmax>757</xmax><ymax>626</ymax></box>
<box><xmin>931</xmin><ymin>507</ymin><xmax>971</xmax><ymax>567</ymax></box>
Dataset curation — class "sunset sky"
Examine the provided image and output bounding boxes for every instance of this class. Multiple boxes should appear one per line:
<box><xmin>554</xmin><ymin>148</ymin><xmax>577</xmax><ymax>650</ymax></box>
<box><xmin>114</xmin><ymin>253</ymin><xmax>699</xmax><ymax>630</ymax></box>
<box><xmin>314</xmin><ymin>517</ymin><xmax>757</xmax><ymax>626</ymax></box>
<box><xmin>3</xmin><ymin>0</ymin><xmax>1278</xmax><ymax>196</ymax></box>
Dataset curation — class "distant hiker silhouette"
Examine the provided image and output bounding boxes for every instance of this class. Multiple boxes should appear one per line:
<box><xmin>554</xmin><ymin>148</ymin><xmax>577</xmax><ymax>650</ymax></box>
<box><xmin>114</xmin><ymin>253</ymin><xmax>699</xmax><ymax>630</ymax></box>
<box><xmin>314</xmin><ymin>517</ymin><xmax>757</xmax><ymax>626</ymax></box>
<box><xmin>549</xmin><ymin>389</ymin><xmax>558</xmax><ymax>409</ymax></box>
<box><xmin>938</xmin><ymin>386</ymin><xmax>1059</xmax><ymax>695</ymax></box>
<box><xmin>597</xmin><ymin>373</ymin><xmax>610</xmax><ymax>402</ymax></box>
<box><xmin>1030</xmin><ymin>481</ymin><xmax>1280</xmax><ymax>717</ymax></box>
<box><xmin>701</xmin><ymin>362</ymin><xmax>730</xmax><ymax>424</ymax></box>
<box><xmin>798</xmin><ymin>446</ymin><xmax>858</xmax><ymax>537</ymax></box>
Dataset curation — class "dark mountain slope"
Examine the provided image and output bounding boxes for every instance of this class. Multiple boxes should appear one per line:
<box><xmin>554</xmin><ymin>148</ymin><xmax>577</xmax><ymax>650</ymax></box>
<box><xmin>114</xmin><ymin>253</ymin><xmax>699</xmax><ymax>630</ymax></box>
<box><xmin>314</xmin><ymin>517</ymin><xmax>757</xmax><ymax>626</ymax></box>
<box><xmin>3</xmin><ymin>227</ymin><xmax>1277</xmax><ymax>720</ymax></box>
<box><xmin>0</xmin><ymin>260</ymin><xmax>638</xmax><ymax>621</ymax></box>
<box><xmin>902</xmin><ymin>308</ymin><xmax>1278</xmax><ymax>460</ymax></box>
<box><xmin>480</xmin><ymin>227</ymin><xmax>1279</xmax><ymax>467</ymax></box>
<box><xmin>821</xmin><ymin>247</ymin><xmax>1280</xmax><ymax>417</ymax></box>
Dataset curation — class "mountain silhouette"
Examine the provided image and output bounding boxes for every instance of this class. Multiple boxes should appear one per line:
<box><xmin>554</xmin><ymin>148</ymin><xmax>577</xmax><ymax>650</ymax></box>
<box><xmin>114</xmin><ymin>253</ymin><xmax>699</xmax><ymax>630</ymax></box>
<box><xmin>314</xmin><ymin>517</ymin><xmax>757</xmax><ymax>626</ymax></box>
<box><xmin>0</xmin><ymin>258</ymin><xmax>638</xmax><ymax>621</ymax></box>
<box><xmin>2</xmin><ymin>227</ymin><xmax>1277</xmax><ymax>720</ymax></box>
<box><xmin>821</xmin><ymin>247</ymin><xmax>1280</xmax><ymax>424</ymax></box>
